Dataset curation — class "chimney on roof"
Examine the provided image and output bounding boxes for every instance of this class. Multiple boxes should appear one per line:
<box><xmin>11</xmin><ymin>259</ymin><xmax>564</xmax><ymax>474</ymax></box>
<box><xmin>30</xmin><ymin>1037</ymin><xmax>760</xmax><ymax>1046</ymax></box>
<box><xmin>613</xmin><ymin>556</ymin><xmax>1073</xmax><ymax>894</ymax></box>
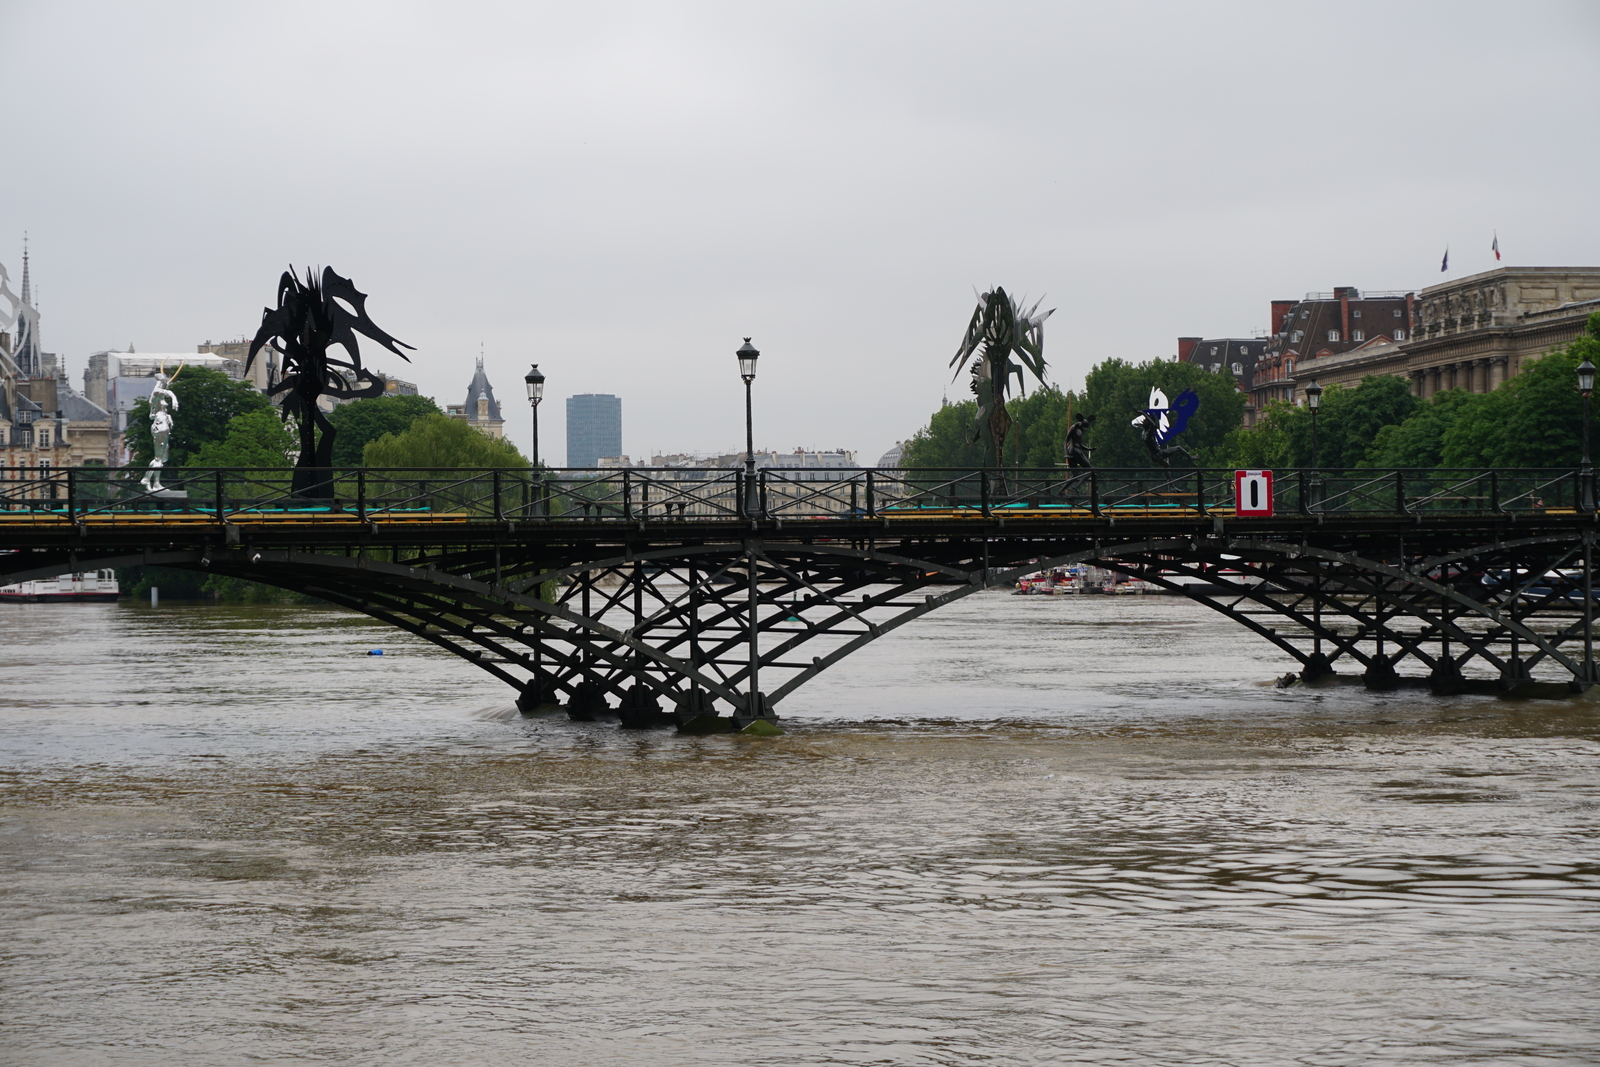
<box><xmin>1177</xmin><ymin>337</ymin><xmax>1201</xmax><ymax>363</ymax></box>
<box><xmin>1271</xmin><ymin>300</ymin><xmax>1295</xmax><ymax>335</ymax></box>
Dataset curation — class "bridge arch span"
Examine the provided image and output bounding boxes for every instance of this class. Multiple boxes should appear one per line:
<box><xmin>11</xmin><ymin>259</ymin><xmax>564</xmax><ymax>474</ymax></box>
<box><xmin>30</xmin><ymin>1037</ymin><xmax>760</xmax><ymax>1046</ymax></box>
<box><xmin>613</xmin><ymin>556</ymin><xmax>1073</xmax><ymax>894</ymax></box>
<box><xmin>5</xmin><ymin>521</ymin><xmax>1595</xmax><ymax>723</ymax></box>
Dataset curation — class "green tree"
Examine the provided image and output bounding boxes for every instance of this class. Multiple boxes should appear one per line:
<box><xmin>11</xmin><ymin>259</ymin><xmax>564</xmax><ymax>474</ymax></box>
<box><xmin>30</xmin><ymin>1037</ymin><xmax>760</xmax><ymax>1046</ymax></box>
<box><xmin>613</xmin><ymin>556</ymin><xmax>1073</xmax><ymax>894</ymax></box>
<box><xmin>900</xmin><ymin>386</ymin><xmax>1080</xmax><ymax>471</ymax></box>
<box><xmin>1314</xmin><ymin>374</ymin><xmax>1420</xmax><ymax>468</ymax></box>
<box><xmin>327</xmin><ymin>394</ymin><xmax>443</xmax><ymax>466</ymax></box>
<box><xmin>1214</xmin><ymin>374</ymin><xmax>1422</xmax><ymax>469</ymax></box>
<box><xmin>184</xmin><ymin>408</ymin><xmax>297</xmax><ymax>468</ymax></box>
<box><xmin>1082</xmin><ymin>358</ymin><xmax>1246</xmax><ymax>467</ymax></box>
<box><xmin>1440</xmin><ymin>313</ymin><xmax>1600</xmax><ymax>468</ymax></box>
<box><xmin>1211</xmin><ymin>401</ymin><xmax>1298</xmax><ymax>469</ymax></box>
<box><xmin>1365</xmin><ymin>390</ymin><xmax>1489</xmax><ymax>469</ymax></box>
<box><xmin>900</xmin><ymin>400</ymin><xmax>984</xmax><ymax>469</ymax></box>
<box><xmin>364</xmin><ymin>413</ymin><xmax>529</xmax><ymax>468</ymax></box>
<box><xmin>125</xmin><ymin>367</ymin><xmax>274</xmax><ymax>468</ymax></box>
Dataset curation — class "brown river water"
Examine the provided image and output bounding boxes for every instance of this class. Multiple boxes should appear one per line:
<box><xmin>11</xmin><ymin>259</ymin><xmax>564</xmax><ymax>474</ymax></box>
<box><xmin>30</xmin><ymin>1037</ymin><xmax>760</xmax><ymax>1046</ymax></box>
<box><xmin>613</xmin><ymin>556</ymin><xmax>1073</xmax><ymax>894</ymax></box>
<box><xmin>2</xmin><ymin>593</ymin><xmax>1598</xmax><ymax>1066</ymax></box>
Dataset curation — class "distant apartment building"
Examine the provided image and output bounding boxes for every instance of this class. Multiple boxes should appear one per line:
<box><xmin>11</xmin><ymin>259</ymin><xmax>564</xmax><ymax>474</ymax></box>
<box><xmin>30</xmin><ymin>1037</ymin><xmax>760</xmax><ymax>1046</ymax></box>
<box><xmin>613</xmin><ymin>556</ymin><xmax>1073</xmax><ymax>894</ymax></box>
<box><xmin>197</xmin><ymin>338</ymin><xmax>277</xmax><ymax>391</ymax></box>
<box><xmin>567</xmin><ymin>393</ymin><xmax>621</xmax><ymax>467</ymax></box>
<box><xmin>1253</xmin><ymin>287</ymin><xmax>1415</xmax><ymax>422</ymax></box>
<box><xmin>1177</xmin><ymin>337</ymin><xmax>1271</xmax><ymax>420</ymax></box>
<box><xmin>445</xmin><ymin>358</ymin><xmax>505</xmax><ymax>439</ymax></box>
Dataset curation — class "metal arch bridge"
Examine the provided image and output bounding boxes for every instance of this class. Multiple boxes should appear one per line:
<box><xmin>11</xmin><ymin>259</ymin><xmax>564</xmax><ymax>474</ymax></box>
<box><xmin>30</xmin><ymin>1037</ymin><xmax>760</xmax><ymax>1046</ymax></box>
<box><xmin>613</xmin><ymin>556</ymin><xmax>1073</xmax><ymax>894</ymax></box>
<box><xmin>4</xmin><ymin>464</ymin><xmax>1599</xmax><ymax>730</ymax></box>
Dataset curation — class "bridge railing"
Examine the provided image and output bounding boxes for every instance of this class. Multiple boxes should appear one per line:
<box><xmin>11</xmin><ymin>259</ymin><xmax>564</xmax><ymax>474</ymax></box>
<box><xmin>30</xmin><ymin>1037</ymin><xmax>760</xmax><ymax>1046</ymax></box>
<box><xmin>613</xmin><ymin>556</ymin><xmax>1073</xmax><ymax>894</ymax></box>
<box><xmin>0</xmin><ymin>464</ymin><xmax>1591</xmax><ymax>522</ymax></box>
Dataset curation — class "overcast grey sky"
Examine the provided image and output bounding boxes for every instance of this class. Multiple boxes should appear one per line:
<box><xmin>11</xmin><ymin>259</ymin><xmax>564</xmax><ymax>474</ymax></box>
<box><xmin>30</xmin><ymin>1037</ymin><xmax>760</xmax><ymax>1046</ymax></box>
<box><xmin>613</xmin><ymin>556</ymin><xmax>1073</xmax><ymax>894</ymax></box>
<box><xmin>3</xmin><ymin>0</ymin><xmax>1598</xmax><ymax>464</ymax></box>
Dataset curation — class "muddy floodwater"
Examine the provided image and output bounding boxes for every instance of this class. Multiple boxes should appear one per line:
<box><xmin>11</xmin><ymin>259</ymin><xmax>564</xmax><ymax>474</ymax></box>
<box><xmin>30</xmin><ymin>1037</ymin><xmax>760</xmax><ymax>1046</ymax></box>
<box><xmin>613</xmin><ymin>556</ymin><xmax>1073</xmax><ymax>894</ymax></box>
<box><xmin>3</xmin><ymin>593</ymin><xmax>1598</xmax><ymax>1066</ymax></box>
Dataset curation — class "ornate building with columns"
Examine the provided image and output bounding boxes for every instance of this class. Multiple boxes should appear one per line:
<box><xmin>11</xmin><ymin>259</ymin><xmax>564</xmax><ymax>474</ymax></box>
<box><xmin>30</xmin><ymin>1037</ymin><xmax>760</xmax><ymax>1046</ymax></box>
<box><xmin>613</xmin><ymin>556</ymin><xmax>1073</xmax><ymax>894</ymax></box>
<box><xmin>1287</xmin><ymin>267</ymin><xmax>1600</xmax><ymax>403</ymax></box>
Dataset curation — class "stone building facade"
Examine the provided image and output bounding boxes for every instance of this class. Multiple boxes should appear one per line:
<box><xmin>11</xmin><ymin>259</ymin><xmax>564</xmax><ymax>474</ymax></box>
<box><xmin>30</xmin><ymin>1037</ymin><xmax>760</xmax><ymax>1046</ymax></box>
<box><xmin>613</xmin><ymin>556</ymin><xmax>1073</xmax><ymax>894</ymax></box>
<box><xmin>1289</xmin><ymin>267</ymin><xmax>1600</xmax><ymax>401</ymax></box>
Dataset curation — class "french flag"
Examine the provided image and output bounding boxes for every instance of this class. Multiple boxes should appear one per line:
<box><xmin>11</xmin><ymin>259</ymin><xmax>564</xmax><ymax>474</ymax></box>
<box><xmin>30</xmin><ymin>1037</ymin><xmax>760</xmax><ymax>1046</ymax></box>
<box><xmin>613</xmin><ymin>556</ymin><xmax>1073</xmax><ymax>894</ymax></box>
<box><xmin>1492</xmin><ymin>232</ymin><xmax>1501</xmax><ymax>261</ymax></box>
<box><xmin>1441</xmin><ymin>247</ymin><xmax>1449</xmax><ymax>272</ymax></box>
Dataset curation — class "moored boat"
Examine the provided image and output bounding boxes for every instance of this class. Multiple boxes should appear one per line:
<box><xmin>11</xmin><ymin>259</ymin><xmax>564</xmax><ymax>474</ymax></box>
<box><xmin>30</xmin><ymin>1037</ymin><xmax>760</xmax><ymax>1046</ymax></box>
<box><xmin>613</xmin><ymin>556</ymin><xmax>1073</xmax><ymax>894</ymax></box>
<box><xmin>0</xmin><ymin>569</ymin><xmax>121</xmax><ymax>603</ymax></box>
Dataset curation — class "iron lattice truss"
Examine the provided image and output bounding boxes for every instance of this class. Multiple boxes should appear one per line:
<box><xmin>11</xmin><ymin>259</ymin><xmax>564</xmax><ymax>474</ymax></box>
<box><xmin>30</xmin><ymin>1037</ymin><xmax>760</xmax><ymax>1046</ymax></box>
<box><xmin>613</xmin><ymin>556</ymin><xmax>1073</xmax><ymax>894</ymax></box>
<box><xmin>4</xmin><ymin>519</ymin><xmax>1598</xmax><ymax>724</ymax></box>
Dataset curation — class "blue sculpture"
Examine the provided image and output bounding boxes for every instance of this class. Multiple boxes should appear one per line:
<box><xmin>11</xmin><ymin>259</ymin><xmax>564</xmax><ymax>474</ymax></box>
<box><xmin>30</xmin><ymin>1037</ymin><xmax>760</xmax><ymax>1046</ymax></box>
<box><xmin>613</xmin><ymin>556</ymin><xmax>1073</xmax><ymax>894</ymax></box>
<box><xmin>1131</xmin><ymin>387</ymin><xmax>1198</xmax><ymax>467</ymax></box>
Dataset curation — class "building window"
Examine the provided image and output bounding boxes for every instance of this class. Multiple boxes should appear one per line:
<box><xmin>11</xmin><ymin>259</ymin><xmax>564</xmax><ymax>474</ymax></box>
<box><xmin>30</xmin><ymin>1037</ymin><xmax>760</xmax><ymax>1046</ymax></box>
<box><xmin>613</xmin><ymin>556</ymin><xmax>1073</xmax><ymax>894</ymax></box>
<box><xmin>1210</xmin><ymin>346</ymin><xmax>1218</xmax><ymax>355</ymax></box>
<box><xmin>1393</xmin><ymin>309</ymin><xmax>1403</xmax><ymax>317</ymax></box>
<box><xmin>1231</xmin><ymin>362</ymin><xmax>1243</xmax><ymax>375</ymax></box>
<box><xmin>1209</xmin><ymin>363</ymin><xmax>1220</xmax><ymax>372</ymax></box>
<box><xmin>1285</xmin><ymin>360</ymin><xmax>1295</xmax><ymax>375</ymax></box>
<box><xmin>1395</xmin><ymin>328</ymin><xmax>1406</xmax><ymax>341</ymax></box>
<box><xmin>1352</xmin><ymin>310</ymin><xmax>1362</xmax><ymax>319</ymax></box>
<box><xmin>1328</xmin><ymin>330</ymin><xmax>1340</xmax><ymax>342</ymax></box>
<box><xmin>1291</xmin><ymin>331</ymin><xmax>1303</xmax><ymax>343</ymax></box>
<box><xmin>38</xmin><ymin>430</ymin><xmax>50</xmax><ymax>448</ymax></box>
<box><xmin>18</xmin><ymin>427</ymin><xmax>33</xmax><ymax>447</ymax></box>
<box><xmin>1300</xmin><ymin>311</ymin><xmax>1309</xmax><ymax>320</ymax></box>
<box><xmin>1352</xmin><ymin>330</ymin><xmax>1364</xmax><ymax>342</ymax></box>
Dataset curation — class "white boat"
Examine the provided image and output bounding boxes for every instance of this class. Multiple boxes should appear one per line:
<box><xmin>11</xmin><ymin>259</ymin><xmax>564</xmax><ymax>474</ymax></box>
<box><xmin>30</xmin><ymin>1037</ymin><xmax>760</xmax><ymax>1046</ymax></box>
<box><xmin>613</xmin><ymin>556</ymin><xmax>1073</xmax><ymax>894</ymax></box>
<box><xmin>0</xmin><ymin>569</ymin><xmax>121</xmax><ymax>603</ymax></box>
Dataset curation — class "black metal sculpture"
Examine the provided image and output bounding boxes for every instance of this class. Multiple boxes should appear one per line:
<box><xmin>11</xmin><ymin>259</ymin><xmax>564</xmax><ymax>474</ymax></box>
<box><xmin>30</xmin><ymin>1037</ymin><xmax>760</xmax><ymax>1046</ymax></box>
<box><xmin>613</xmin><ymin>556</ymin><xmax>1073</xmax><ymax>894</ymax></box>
<box><xmin>950</xmin><ymin>288</ymin><xmax>1053</xmax><ymax>474</ymax></box>
<box><xmin>246</xmin><ymin>266</ymin><xmax>413</xmax><ymax>496</ymax></box>
<box><xmin>1064</xmin><ymin>412</ymin><xmax>1096</xmax><ymax>469</ymax></box>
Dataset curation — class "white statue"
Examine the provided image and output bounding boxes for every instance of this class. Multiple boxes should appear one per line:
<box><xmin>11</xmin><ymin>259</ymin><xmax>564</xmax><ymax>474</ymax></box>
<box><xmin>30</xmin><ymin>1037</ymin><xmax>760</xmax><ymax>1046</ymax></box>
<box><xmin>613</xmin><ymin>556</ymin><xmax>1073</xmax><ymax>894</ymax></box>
<box><xmin>140</xmin><ymin>366</ymin><xmax>181</xmax><ymax>492</ymax></box>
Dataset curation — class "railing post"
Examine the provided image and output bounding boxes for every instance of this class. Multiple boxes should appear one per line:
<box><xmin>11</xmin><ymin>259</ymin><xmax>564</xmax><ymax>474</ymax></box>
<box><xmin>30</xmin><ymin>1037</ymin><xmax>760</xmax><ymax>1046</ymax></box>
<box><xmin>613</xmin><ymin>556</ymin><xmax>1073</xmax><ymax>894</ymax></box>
<box><xmin>356</xmin><ymin>469</ymin><xmax>367</xmax><ymax>523</ymax></box>
<box><xmin>850</xmin><ymin>480</ymin><xmax>859</xmax><ymax>517</ymax></box>
<box><xmin>215</xmin><ymin>470</ymin><xmax>226</xmax><ymax>525</ymax></box>
<box><xmin>1489</xmin><ymin>471</ymin><xmax>1500</xmax><ymax>514</ymax></box>
<box><xmin>981</xmin><ymin>470</ymin><xmax>990</xmax><ymax>517</ymax></box>
<box><xmin>736</xmin><ymin>469</ymin><xmax>746</xmax><ymax>519</ymax></box>
<box><xmin>1396</xmin><ymin>470</ymin><xmax>1407</xmax><ymax>514</ymax></box>
<box><xmin>65</xmin><ymin>467</ymin><xmax>76</xmax><ymax>522</ymax></box>
<box><xmin>622</xmin><ymin>469</ymin><xmax>632</xmax><ymax>520</ymax></box>
<box><xmin>1195</xmin><ymin>469</ymin><xmax>1206</xmax><ymax>515</ymax></box>
<box><xmin>493</xmin><ymin>468</ymin><xmax>504</xmax><ymax>522</ymax></box>
<box><xmin>759</xmin><ymin>470</ymin><xmax>768</xmax><ymax>518</ymax></box>
<box><xmin>1090</xmin><ymin>470</ymin><xmax>1100</xmax><ymax>517</ymax></box>
<box><xmin>865</xmin><ymin>471</ymin><xmax>876</xmax><ymax>518</ymax></box>
<box><xmin>1299</xmin><ymin>469</ymin><xmax>1309</xmax><ymax>515</ymax></box>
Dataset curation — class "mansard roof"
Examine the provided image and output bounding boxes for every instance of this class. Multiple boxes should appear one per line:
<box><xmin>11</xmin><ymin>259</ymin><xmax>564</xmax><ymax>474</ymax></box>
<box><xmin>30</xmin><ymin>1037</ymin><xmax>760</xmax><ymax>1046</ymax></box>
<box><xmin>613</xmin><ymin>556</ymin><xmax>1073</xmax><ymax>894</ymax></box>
<box><xmin>59</xmin><ymin>388</ymin><xmax>109</xmax><ymax>422</ymax></box>
<box><xmin>463</xmin><ymin>357</ymin><xmax>502</xmax><ymax>422</ymax></box>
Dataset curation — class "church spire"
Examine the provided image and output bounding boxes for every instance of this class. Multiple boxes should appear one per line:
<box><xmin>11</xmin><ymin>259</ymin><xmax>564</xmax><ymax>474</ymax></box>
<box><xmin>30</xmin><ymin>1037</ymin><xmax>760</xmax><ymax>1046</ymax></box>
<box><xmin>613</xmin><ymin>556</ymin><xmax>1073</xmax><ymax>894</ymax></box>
<box><xmin>20</xmin><ymin>234</ymin><xmax>29</xmax><ymax>306</ymax></box>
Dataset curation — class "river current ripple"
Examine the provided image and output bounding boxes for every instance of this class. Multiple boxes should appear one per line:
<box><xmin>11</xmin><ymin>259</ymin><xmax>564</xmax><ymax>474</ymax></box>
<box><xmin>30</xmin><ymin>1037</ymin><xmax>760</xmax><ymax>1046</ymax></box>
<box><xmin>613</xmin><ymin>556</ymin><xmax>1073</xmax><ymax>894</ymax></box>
<box><xmin>2</xmin><ymin>595</ymin><xmax>1598</xmax><ymax>1065</ymax></box>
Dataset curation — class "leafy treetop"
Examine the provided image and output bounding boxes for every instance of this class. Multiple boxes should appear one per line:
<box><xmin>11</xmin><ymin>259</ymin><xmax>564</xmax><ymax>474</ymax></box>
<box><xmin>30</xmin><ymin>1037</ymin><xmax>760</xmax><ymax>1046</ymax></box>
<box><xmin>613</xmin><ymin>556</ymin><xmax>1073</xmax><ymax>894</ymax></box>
<box><xmin>363</xmin><ymin>413</ymin><xmax>529</xmax><ymax>469</ymax></box>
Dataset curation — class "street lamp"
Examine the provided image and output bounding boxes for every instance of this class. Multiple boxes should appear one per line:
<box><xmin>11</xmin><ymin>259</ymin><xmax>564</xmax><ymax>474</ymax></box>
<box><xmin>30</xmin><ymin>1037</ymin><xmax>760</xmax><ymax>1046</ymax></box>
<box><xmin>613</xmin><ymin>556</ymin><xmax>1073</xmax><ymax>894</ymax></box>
<box><xmin>523</xmin><ymin>363</ymin><xmax>545</xmax><ymax>468</ymax></box>
<box><xmin>737</xmin><ymin>338</ymin><xmax>760</xmax><ymax>516</ymax></box>
<box><xmin>1305</xmin><ymin>379</ymin><xmax>1323</xmax><ymax>513</ymax></box>
<box><xmin>1304</xmin><ymin>379</ymin><xmax>1323</xmax><ymax>468</ymax></box>
<box><xmin>524</xmin><ymin>363</ymin><xmax>546</xmax><ymax>516</ymax></box>
<box><xmin>1578</xmin><ymin>359</ymin><xmax>1594</xmax><ymax>511</ymax></box>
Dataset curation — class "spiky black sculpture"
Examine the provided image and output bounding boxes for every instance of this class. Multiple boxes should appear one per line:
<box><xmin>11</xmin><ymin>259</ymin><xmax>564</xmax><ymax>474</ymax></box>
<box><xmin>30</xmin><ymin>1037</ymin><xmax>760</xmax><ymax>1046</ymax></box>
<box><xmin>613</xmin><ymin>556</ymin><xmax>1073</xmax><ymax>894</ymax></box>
<box><xmin>246</xmin><ymin>266</ymin><xmax>414</xmax><ymax>497</ymax></box>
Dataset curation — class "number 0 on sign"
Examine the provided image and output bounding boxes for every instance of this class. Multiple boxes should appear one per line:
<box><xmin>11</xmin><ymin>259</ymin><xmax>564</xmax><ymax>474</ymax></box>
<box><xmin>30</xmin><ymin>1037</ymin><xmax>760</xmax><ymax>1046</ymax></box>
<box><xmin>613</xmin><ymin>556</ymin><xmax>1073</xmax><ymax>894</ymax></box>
<box><xmin>1235</xmin><ymin>470</ymin><xmax>1273</xmax><ymax>516</ymax></box>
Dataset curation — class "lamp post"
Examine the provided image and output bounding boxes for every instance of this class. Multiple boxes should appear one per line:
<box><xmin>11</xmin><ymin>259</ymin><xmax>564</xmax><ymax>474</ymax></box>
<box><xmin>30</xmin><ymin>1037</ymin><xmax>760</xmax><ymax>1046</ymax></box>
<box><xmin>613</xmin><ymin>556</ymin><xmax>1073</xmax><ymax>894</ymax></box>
<box><xmin>736</xmin><ymin>337</ymin><xmax>764</xmax><ymax>723</ymax></box>
<box><xmin>1579</xmin><ymin>359</ymin><xmax>1595</xmax><ymax>511</ymax></box>
<box><xmin>1579</xmin><ymin>358</ymin><xmax>1597</xmax><ymax>685</ymax></box>
<box><xmin>523</xmin><ymin>364</ymin><xmax>545</xmax><ymax>467</ymax></box>
<box><xmin>737</xmin><ymin>338</ymin><xmax>760</xmax><ymax>517</ymax></box>
<box><xmin>1305</xmin><ymin>379</ymin><xmax>1323</xmax><ymax>512</ymax></box>
<box><xmin>524</xmin><ymin>363</ymin><xmax>545</xmax><ymax>514</ymax></box>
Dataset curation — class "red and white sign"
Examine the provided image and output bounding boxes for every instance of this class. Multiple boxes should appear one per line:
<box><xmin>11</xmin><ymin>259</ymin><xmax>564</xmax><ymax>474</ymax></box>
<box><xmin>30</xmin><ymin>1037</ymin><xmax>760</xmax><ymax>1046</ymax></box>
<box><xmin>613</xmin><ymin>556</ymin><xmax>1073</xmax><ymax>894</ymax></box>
<box><xmin>1235</xmin><ymin>470</ymin><xmax>1274</xmax><ymax>516</ymax></box>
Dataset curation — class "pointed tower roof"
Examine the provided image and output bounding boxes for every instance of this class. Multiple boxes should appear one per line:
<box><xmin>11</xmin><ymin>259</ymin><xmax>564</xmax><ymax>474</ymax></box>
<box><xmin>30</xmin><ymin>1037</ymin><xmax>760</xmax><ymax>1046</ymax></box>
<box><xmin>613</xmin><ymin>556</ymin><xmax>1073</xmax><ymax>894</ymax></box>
<box><xmin>463</xmin><ymin>356</ymin><xmax>502</xmax><ymax>422</ymax></box>
<box><xmin>11</xmin><ymin>238</ymin><xmax>41</xmax><ymax>378</ymax></box>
